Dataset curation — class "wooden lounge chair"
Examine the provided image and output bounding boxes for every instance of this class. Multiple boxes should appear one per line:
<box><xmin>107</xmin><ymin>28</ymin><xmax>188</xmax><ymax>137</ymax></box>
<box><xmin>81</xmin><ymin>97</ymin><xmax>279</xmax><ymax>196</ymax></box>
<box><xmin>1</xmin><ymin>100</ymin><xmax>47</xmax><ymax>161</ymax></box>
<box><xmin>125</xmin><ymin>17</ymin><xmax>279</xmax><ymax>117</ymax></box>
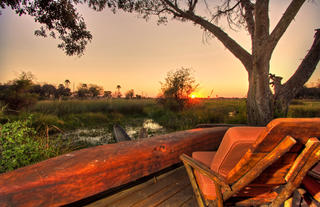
<box><xmin>180</xmin><ymin>118</ymin><xmax>320</xmax><ymax>207</ymax></box>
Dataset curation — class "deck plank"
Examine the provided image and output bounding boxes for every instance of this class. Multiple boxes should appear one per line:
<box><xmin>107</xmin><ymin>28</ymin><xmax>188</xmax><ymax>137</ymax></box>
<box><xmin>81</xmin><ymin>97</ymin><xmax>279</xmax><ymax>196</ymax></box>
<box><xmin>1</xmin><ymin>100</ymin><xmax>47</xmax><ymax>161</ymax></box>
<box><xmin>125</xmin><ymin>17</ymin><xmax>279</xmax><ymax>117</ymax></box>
<box><xmin>87</xmin><ymin>168</ymin><xmax>181</xmax><ymax>207</ymax></box>
<box><xmin>156</xmin><ymin>185</ymin><xmax>194</xmax><ymax>207</ymax></box>
<box><xmin>180</xmin><ymin>196</ymin><xmax>198</xmax><ymax>207</ymax></box>
<box><xmin>131</xmin><ymin>179</ymin><xmax>189</xmax><ymax>207</ymax></box>
<box><xmin>86</xmin><ymin>166</ymin><xmax>196</xmax><ymax>207</ymax></box>
<box><xmin>116</xmin><ymin>167</ymin><xmax>188</xmax><ymax>207</ymax></box>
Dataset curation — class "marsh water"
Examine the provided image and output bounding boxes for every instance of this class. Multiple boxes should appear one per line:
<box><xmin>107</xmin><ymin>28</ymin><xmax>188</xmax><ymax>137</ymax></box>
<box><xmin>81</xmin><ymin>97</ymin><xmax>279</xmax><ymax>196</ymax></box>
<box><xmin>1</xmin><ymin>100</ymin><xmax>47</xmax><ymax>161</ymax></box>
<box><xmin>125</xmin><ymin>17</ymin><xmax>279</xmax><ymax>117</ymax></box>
<box><xmin>61</xmin><ymin>119</ymin><xmax>166</xmax><ymax>146</ymax></box>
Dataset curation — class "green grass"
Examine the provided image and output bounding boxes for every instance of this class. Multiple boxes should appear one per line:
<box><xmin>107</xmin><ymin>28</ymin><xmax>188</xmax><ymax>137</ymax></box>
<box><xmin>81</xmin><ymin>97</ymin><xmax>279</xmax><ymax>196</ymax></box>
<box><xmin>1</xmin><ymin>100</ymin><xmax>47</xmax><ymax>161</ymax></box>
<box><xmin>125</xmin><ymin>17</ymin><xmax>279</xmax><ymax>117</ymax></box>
<box><xmin>3</xmin><ymin>98</ymin><xmax>319</xmax><ymax>132</ymax></box>
<box><xmin>288</xmin><ymin>100</ymin><xmax>320</xmax><ymax>117</ymax></box>
<box><xmin>14</xmin><ymin>99</ymin><xmax>155</xmax><ymax>131</ymax></box>
<box><xmin>30</xmin><ymin>99</ymin><xmax>155</xmax><ymax>116</ymax></box>
<box><xmin>2</xmin><ymin>98</ymin><xmax>319</xmax><ymax>172</ymax></box>
<box><xmin>147</xmin><ymin>98</ymin><xmax>247</xmax><ymax>130</ymax></box>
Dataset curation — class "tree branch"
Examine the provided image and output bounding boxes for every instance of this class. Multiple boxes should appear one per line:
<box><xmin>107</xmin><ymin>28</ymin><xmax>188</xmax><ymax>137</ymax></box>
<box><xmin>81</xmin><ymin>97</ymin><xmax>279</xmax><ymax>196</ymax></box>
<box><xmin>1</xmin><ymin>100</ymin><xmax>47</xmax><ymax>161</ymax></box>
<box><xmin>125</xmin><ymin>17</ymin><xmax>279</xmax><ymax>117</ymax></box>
<box><xmin>240</xmin><ymin>0</ymin><xmax>255</xmax><ymax>38</ymax></box>
<box><xmin>281</xmin><ymin>29</ymin><xmax>320</xmax><ymax>98</ymax></box>
<box><xmin>188</xmin><ymin>0</ymin><xmax>198</xmax><ymax>12</ymax></box>
<box><xmin>213</xmin><ymin>1</ymin><xmax>241</xmax><ymax>19</ymax></box>
<box><xmin>268</xmin><ymin>0</ymin><xmax>305</xmax><ymax>53</ymax></box>
<box><xmin>162</xmin><ymin>0</ymin><xmax>252</xmax><ymax>71</ymax></box>
<box><xmin>254</xmin><ymin>0</ymin><xmax>269</xmax><ymax>49</ymax></box>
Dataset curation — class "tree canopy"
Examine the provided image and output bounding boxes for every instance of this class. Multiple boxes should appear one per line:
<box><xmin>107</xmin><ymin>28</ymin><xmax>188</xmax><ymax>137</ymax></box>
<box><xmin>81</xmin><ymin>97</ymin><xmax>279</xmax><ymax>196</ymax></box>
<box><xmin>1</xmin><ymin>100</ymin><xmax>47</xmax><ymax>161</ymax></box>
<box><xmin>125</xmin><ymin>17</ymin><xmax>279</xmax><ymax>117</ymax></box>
<box><xmin>160</xmin><ymin>68</ymin><xmax>198</xmax><ymax>111</ymax></box>
<box><xmin>0</xmin><ymin>72</ymin><xmax>38</xmax><ymax>112</ymax></box>
<box><xmin>161</xmin><ymin>68</ymin><xmax>198</xmax><ymax>100</ymax></box>
<box><xmin>0</xmin><ymin>0</ymin><xmax>92</xmax><ymax>56</ymax></box>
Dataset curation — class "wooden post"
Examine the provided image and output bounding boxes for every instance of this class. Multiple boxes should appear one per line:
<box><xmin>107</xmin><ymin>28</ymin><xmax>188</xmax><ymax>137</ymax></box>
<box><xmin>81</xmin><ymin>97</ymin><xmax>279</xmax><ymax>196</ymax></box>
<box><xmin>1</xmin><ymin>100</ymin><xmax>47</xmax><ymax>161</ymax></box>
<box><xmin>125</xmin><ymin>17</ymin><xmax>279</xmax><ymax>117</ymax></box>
<box><xmin>214</xmin><ymin>182</ymin><xmax>223</xmax><ymax>207</ymax></box>
<box><xmin>183</xmin><ymin>163</ymin><xmax>206</xmax><ymax>207</ymax></box>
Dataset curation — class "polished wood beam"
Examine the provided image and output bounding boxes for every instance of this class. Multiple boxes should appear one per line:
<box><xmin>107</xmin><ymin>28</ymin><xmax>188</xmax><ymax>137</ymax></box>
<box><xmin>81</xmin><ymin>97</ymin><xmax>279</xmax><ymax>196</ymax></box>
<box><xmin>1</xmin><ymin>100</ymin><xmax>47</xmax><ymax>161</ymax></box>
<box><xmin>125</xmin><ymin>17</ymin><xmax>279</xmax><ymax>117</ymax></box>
<box><xmin>0</xmin><ymin>127</ymin><xmax>228</xmax><ymax>207</ymax></box>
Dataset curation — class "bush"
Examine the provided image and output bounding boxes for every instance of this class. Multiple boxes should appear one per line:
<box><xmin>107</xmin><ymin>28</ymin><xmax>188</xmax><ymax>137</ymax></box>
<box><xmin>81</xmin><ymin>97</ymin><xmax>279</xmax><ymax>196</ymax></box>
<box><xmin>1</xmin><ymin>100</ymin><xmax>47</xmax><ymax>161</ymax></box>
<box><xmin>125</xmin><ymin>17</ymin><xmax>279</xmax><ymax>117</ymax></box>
<box><xmin>0</xmin><ymin>72</ymin><xmax>38</xmax><ymax>113</ymax></box>
<box><xmin>159</xmin><ymin>68</ymin><xmax>199</xmax><ymax>111</ymax></box>
<box><xmin>0</xmin><ymin>118</ymin><xmax>41</xmax><ymax>172</ymax></box>
<box><xmin>0</xmin><ymin>117</ymin><xmax>70</xmax><ymax>173</ymax></box>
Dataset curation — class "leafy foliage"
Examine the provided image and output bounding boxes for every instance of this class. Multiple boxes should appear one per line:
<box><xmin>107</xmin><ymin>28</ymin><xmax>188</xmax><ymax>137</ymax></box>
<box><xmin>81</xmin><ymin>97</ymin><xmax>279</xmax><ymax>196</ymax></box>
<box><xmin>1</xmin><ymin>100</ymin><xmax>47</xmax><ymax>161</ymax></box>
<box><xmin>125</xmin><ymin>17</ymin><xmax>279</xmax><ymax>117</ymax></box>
<box><xmin>56</xmin><ymin>84</ymin><xmax>72</xmax><ymax>99</ymax></box>
<box><xmin>0</xmin><ymin>114</ymin><xmax>77</xmax><ymax>173</ymax></box>
<box><xmin>0</xmin><ymin>118</ymin><xmax>39</xmax><ymax>172</ymax></box>
<box><xmin>159</xmin><ymin>68</ymin><xmax>198</xmax><ymax>111</ymax></box>
<box><xmin>103</xmin><ymin>90</ymin><xmax>112</xmax><ymax>98</ymax></box>
<box><xmin>0</xmin><ymin>116</ymin><xmax>66</xmax><ymax>173</ymax></box>
<box><xmin>125</xmin><ymin>89</ymin><xmax>134</xmax><ymax>99</ymax></box>
<box><xmin>0</xmin><ymin>0</ymin><xmax>92</xmax><ymax>56</ymax></box>
<box><xmin>89</xmin><ymin>84</ymin><xmax>103</xmax><ymax>97</ymax></box>
<box><xmin>76</xmin><ymin>83</ymin><xmax>103</xmax><ymax>98</ymax></box>
<box><xmin>116</xmin><ymin>85</ymin><xmax>122</xmax><ymax>98</ymax></box>
<box><xmin>295</xmin><ymin>87</ymin><xmax>320</xmax><ymax>99</ymax></box>
<box><xmin>0</xmin><ymin>72</ymin><xmax>38</xmax><ymax>113</ymax></box>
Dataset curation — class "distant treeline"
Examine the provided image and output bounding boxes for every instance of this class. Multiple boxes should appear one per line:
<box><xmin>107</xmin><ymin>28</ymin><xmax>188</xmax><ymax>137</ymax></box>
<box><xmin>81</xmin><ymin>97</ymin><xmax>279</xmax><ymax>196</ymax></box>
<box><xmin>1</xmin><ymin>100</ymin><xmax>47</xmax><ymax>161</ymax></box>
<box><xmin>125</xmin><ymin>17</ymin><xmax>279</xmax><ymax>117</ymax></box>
<box><xmin>0</xmin><ymin>72</ymin><xmax>143</xmax><ymax>113</ymax></box>
<box><xmin>295</xmin><ymin>86</ymin><xmax>320</xmax><ymax>99</ymax></box>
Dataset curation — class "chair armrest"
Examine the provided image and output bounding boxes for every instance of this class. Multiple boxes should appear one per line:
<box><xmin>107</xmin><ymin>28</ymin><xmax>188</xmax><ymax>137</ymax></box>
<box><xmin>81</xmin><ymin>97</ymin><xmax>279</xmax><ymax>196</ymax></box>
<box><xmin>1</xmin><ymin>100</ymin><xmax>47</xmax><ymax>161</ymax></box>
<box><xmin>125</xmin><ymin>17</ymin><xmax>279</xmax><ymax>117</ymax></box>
<box><xmin>180</xmin><ymin>153</ymin><xmax>231</xmax><ymax>191</ymax></box>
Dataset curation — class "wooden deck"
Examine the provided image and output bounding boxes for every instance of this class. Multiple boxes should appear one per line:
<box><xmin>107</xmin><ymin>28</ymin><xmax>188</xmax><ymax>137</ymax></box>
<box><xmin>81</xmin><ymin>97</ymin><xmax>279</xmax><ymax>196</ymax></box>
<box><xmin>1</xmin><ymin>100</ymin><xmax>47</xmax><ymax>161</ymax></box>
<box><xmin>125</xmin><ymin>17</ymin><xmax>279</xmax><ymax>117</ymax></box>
<box><xmin>85</xmin><ymin>166</ymin><xmax>197</xmax><ymax>207</ymax></box>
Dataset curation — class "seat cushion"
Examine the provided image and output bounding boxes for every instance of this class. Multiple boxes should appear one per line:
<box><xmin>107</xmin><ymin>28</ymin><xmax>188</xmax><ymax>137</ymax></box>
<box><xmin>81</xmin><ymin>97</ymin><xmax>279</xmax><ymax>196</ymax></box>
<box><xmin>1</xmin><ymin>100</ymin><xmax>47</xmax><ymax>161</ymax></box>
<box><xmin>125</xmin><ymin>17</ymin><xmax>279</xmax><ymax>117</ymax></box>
<box><xmin>193</xmin><ymin>151</ymin><xmax>217</xmax><ymax>200</ymax></box>
<box><xmin>211</xmin><ymin>127</ymin><xmax>265</xmax><ymax>177</ymax></box>
<box><xmin>192</xmin><ymin>127</ymin><xmax>265</xmax><ymax>200</ymax></box>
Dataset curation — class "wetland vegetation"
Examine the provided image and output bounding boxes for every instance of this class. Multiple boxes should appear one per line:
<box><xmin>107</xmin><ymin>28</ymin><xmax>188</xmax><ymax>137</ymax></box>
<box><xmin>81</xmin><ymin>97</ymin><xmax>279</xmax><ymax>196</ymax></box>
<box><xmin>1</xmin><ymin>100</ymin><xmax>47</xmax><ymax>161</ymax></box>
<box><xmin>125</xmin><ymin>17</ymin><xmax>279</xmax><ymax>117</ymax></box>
<box><xmin>1</xmin><ymin>98</ymin><xmax>320</xmax><ymax>173</ymax></box>
<box><xmin>1</xmin><ymin>71</ymin><xmax>320</xmax><ymax>173</ymax></box>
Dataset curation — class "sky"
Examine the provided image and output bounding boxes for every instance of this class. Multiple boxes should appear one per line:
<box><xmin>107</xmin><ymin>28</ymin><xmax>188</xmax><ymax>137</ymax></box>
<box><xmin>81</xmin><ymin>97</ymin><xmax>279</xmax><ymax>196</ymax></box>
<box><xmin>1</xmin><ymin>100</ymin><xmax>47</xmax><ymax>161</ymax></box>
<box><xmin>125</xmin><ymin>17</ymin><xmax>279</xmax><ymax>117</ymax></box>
<box><xmin>0</xmin><ymin>1</ymin><xmax>320</xmax><ymax>98</ymax></box>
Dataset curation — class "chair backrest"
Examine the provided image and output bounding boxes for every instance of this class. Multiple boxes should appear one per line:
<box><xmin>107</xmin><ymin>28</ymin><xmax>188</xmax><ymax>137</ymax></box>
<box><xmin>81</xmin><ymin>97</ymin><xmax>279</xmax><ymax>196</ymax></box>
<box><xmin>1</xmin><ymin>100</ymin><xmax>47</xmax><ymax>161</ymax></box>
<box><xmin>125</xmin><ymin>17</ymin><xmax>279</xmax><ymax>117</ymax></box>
<box><xmin>210</xmin><ymin>126</ymin><xmax>265</xmax><ymax>177</ymax></box>
<box><xmin>227</xmin><ymin>118</ymin><xmax>320</xmax><ymax>184</ymax></box>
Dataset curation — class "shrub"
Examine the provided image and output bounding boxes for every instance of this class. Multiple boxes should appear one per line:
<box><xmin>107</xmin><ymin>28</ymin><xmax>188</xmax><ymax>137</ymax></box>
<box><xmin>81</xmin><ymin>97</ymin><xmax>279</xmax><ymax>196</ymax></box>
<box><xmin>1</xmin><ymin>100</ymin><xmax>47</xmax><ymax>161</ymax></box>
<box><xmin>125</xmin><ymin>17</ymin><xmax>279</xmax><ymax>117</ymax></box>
<box><xmin>159</xmin><ymin>68</ymin><xmax>199</xmax><ymax>111</ymax></box>
<box><xmin>0</xmin><ymin>117</ymin><xmax>70</xmax><ymax>173</ymax></box>
<box><xmin>0</xmin><ymin>72</ymin><xmax>38</xmax><ymax>113</ymax></box>
<box><xmin>0</xmin><ymin>118</ymin><xmax>41</xmax><ymax>172</ymax></box>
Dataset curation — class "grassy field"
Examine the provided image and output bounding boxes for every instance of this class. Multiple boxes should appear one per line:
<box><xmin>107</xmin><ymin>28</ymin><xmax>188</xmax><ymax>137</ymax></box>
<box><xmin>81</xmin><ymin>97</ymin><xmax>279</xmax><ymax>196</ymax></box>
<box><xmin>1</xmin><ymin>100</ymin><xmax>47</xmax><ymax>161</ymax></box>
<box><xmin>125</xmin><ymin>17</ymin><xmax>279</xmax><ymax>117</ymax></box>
<box><xmin>3</xmin><ymin>98</ymin><xmax>319</xmax><ymax>132</ymax></box>
<box><xmin>1</xmin><ymin>98</ymin><xmax>319</xmax><ymax>173</ymax></box>
<box><xmin>288</xmin><ymin>99</ymin><xmax>320</xmax><ymax>117</ymax></box>
<box><xmin>24</xmin><ymin>98</ymin><xmax>248</xmax><ymax>131</ymax></box>
<box><xmin>4</xmin><ymin>98</ymin><xmax>318</xmax><ymax>132</ymax></box>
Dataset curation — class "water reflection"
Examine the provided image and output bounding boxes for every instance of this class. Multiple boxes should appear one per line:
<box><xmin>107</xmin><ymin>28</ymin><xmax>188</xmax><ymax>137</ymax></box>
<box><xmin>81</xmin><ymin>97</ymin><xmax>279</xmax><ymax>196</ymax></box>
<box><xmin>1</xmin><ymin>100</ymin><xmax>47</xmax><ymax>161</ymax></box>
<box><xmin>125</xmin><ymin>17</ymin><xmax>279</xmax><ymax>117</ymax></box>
<box><xmin>63</xmin><ymin>119</ymin><xmax>165</xmax><ymax>145</ymax></box>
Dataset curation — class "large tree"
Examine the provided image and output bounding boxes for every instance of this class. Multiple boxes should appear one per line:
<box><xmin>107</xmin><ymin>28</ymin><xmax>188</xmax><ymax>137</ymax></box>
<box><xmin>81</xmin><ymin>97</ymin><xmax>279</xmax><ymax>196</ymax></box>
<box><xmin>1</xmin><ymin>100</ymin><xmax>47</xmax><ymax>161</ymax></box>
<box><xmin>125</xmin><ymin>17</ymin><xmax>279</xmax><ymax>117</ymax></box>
<box><xmin>102</xmin><ymin>0</ymin><xmax>320</xmax><ymax>125</ymax></box>
<box><xmin>2</xmin><ymin>0</ymin><xmax>320</xmax><ymax>125</ymax></box>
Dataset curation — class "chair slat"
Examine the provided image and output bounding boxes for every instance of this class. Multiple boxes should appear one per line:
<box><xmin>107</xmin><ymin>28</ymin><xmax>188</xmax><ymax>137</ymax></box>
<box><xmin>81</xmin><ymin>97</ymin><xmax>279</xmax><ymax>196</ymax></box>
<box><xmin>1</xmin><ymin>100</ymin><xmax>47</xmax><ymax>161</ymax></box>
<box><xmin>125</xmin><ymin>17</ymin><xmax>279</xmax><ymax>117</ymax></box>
<box><xmin>272</xmin><ymin>144</ymin><xmax>320</xmax><ymax>206</ymax></box>
<box><xmin>227</xmin><ymin>118</ymin><xmax>320</xmax><ymax>183</ymax></box>
<box><xmin>285</xmin><ymin>138</ymin><xmax>320</xmax><ymax>182</ymax></box>
<box><xmin>224</xmin><ymin>136</ymin><xmax>296</xmax><ymax>200</ymax></box>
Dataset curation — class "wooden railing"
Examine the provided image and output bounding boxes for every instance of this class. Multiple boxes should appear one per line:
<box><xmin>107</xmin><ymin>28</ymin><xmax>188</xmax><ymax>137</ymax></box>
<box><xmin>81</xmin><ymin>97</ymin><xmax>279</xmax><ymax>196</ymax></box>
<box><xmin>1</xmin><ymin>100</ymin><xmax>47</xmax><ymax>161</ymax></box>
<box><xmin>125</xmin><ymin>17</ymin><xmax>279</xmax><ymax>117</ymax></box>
<box><xmin>0</xmin><ymin>127</ymin><xmax>228</xmax><ymax>207</ymax></box>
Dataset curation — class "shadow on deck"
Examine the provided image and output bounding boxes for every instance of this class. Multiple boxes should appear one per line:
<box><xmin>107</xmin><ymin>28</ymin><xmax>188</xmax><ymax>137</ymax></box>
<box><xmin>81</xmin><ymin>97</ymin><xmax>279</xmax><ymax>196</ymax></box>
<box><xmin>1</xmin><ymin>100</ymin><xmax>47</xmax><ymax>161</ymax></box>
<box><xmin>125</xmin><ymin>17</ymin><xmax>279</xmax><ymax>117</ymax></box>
<box><xmin>85</xmin><ymin>166</ymin><xmax>197</xmax><ymax>207</ymax></box>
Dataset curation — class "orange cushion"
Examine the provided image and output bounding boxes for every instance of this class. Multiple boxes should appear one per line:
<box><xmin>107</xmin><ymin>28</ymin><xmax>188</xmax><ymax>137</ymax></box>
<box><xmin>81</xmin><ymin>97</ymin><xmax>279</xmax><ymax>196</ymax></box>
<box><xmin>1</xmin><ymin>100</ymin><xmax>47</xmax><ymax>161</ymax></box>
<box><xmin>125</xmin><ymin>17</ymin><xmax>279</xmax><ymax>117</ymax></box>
<box><xmin>193</xmin><ymin>151</ymin><xmax>216</xmax><ymax>200</ymax></box>
<box><xmin>211</xmin><ymin>127</ymin><xmax>265</xmax><ymax>177</ymax></box>
<box><xmin>192</xmin><ymin>127</ymin><xmax>265</xmax><ymax>200</ymax></box>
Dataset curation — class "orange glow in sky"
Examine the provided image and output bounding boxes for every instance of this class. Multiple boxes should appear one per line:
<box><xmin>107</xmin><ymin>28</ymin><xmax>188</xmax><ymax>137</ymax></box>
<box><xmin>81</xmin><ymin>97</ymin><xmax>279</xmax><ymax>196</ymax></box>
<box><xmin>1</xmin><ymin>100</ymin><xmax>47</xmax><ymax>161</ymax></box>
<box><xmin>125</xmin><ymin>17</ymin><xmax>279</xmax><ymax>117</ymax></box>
<box><xmin>0</xmin><ymin>2</ymin><xmax>319</xmax><ymax>97</ymax></box>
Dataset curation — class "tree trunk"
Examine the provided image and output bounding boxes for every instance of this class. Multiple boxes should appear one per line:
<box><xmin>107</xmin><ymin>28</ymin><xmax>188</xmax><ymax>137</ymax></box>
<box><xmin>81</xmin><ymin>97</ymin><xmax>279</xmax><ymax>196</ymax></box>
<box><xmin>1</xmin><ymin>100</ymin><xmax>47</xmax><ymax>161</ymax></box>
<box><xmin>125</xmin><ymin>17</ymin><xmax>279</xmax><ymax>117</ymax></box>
<box><xmin>273</xmin><ymin>91</ymin><xmax>291</xmax><ymax>118</ymax></box>
<box><xmin>247</xmin><ymin>59</ymin><xmax>273</xmax><ymax>126</ymax></box>
<box><xmin>247</xmin><ymin>1</ymin><xmax>273</xmax><ymax>126</ymax></box>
